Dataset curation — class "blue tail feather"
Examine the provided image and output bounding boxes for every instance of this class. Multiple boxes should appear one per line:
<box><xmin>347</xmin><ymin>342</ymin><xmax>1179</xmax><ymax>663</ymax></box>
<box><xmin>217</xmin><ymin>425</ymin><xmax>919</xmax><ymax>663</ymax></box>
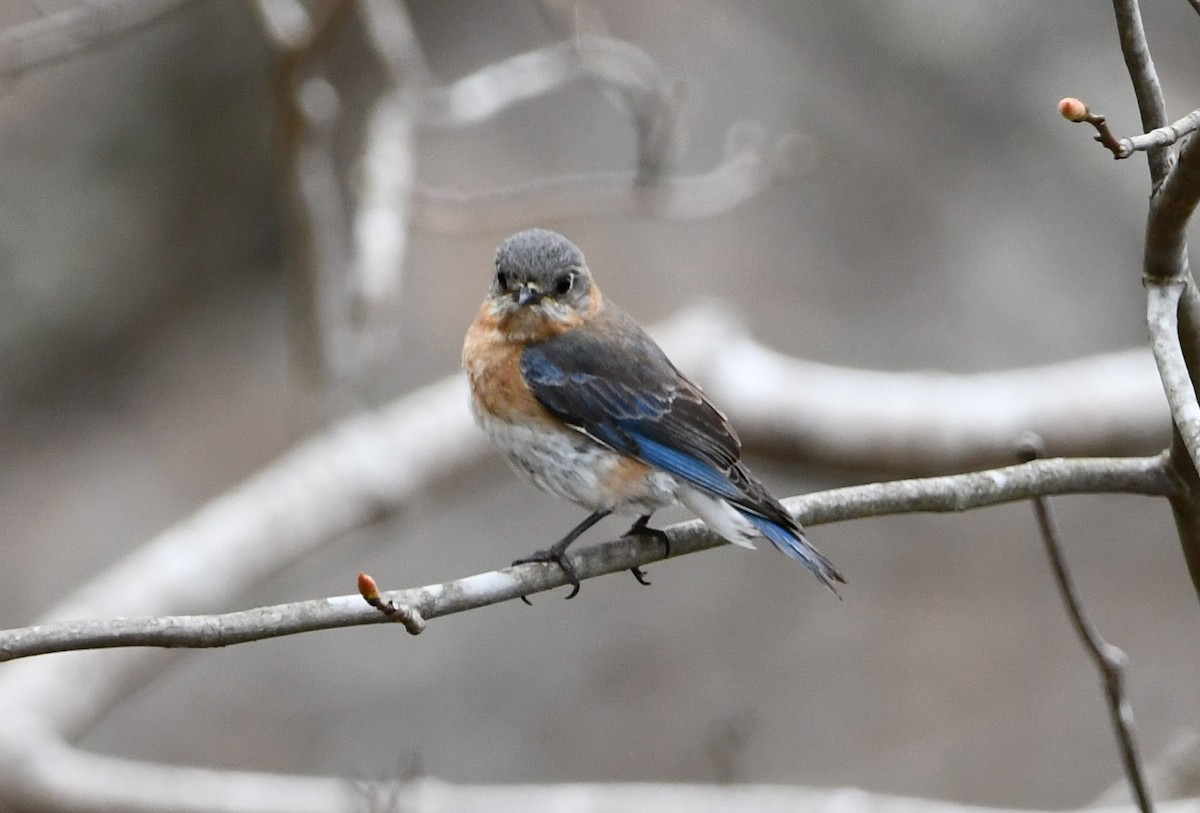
<box><xmin>740</xmin><ymin>510</ymin><xmax>844</xmax><ymax>594</ymax></box>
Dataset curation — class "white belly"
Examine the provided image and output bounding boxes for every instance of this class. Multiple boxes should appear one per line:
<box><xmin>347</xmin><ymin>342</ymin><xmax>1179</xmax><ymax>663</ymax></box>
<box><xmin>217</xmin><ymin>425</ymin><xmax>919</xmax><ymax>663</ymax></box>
<box><xmin>472</xmin><ymin>404</ymin><xmax>678</xmax><ymax>515</ymax></box>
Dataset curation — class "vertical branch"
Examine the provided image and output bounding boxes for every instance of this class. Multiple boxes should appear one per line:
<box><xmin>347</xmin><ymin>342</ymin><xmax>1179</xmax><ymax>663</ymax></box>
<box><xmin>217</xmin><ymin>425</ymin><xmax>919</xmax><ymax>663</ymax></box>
<box><xmin>1108</xmin><ymin>2</ymin><xmax>1200</xmax><ymax>601</ymax></box>
<box><xmin>1111</xmin><ymin>0</ymin><xmax>1170</xmax><ymax>182</ymax></box>
<box><xmin>1146</xmin><ymin>282</ymin><xmax>1200</xmax><ymax>461</ymax></box>
<box><xmin>1144</xmin><ymin>135</ymin><xmax>1200</xmax><ymax>281</ymax></box>
<box><xmin>1167</xmin><ymin>276</ymin><xmax>1200</xmax><ymax>598</ymax></box>
<box><xmin>345</xmin><ymin>0</ymin><xmax>427</xmax><ymax>373</ymax></box>
<box><xmin>1020</xmin><ymin>437</ymin><xmax>1154</xmax><ymax>813</ymax></box>
<box><xmin>259</xmin><ymin>0</ymin><xmax>354</xmax><ymax>401</ymax></box>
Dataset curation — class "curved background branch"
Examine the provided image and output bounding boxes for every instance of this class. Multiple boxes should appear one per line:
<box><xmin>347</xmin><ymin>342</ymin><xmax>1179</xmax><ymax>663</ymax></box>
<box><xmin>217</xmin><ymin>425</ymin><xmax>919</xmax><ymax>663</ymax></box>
<box><xmin>681</xmin><ymin>306</ymin><xmax>1168</xmax><ymax>472</ymax></box>
<box><xmin>408</xmin><ymin>123</ymin><xmax>786</xmax><ymax>233</ymax></box>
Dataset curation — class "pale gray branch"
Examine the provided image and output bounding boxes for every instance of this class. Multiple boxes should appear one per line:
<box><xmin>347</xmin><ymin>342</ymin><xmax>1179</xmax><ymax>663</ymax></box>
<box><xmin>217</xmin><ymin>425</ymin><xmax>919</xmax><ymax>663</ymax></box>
<box><xmin>0</xmin><ymin>0</ymin><xmax>196</xmax><ymax>78</ymax></box>
<box><xmin>1147</xmin><ymin>281</ymin><xmax>1200</xmax><ymax>471</ymax></box>
<box><xmin>681</xmin><ymin>306</ymin><xmax>1169</xmax><ymax>472</ymax></box>
<box><xmin>253</xmin><ymin>0</ymin><xmax>312</xmax><ymax>49</ymax></box>
<box><xmin>1124</xmin><ymin>109</ymin><xmax>1200</xmax><ymax>156</ymax></box>
<box><xmin>421</xmin><ymin>37</ymin><xmax>674</xmax><ymax>129</ymax></box>
<box><xmin>1111</xmin><ymin>0</ymin><xmax>1171</xmax><ymax>181</ymax></box>
<box><xmin>12</xmin><ymin>766</ymin><xmax>1200</xmax><ymax>813</ymax></box>
<box><xmin>420</xmin><ymin>36</ymin><xmax>685</xmax><ymax>179</ymax></box>
<box><xmin>1145</xmin><ymin>133</ymin><xmax>1200</xmax><ymax>281</ymax></box>
<box><xmin>347</xmin><ymin>90</ymin><xmax>414</xmax><ymax>349</ymax></box>
<box><xmin>0</xmin><ymin>454</ymin><xmax>1173</xmax><ymax>663</ymax></box>
<box><xmin>341</xmin><ymin>0</ymin><xmax>426</xmax><ymax>338</ymax></box>
<box><xmin>358</xmin><ymin>0</ymin><xmax>430</xmax><ymax>85</ymax></box>
<box><xmin>409</xmin><ymin>123</ymin><xmax>785</xmax><ymax>233</ymax></box>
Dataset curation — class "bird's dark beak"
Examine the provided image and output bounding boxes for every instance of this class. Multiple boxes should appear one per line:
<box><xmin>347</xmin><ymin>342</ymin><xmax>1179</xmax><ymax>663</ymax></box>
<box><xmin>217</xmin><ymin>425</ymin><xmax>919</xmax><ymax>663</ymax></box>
<box><xmin>516</xmin><ymin>284</ymin><xmax>542</xmax><ymax>307</ymax></box>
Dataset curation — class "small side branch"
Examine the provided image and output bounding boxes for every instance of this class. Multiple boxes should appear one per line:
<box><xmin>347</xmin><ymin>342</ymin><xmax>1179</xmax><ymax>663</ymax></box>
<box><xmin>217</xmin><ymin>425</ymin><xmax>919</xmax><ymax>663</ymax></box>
<box><xmin>1057</xmin><ymin>98</ymin><xmax>1200</xmax><ymax>161</ymax></box>
<box><xmin>1020</xmin><ymin>437</ymin><xmax>1154</xmax><ymax>813</ymax></box>
<box><xmin>1130</xmin><ymin>111</ymin><xmax>1200</xmax><ymax>156</ymax></box>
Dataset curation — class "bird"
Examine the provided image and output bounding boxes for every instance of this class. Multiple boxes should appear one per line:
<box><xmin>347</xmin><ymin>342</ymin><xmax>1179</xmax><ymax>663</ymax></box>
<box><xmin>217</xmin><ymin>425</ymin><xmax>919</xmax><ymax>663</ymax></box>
<box><xmin>462</xmin><ymin>228</ymin><xmax>844</xmax><ymax>599</ymax></box>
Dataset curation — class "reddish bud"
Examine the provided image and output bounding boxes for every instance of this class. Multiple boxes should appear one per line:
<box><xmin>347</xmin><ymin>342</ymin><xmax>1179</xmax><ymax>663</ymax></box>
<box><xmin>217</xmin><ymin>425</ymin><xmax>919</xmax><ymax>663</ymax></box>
<box><xmin>357</xmin><ymin>571</ymin><xmax>380</xmax><ymax>602</ymax></box>
<box><xmin>1058</xmin><ymin>97</ymin><xmax>1089</xmax><ymax>122</ymax></box>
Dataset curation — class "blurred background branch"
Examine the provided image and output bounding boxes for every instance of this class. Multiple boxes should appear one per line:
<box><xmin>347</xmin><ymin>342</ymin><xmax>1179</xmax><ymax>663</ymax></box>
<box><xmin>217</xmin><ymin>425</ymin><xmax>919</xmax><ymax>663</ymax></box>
<box><xmin>0</xmin><ymin>0</ymin><xmax>197</xmax><ymax>78</ymax></box>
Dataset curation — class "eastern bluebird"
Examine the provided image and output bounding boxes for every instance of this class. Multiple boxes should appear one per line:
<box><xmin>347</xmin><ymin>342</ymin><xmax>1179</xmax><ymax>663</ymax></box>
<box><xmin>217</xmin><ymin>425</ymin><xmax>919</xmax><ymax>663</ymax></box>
<box><xmin>462</xmin><ymin>228</ymin><xmax>844</xmax><ymax>598</ymax></box>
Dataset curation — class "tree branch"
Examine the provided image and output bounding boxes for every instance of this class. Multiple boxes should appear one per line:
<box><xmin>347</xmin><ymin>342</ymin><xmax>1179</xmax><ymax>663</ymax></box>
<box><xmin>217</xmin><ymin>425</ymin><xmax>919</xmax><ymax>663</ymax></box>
<box><xmin>420</xmin><ymin>36</ymin><xmax>685</xmax><ymax>180</ymax></box>
<box><xmin>1166</xmin><ymin>280</ymin><xmax>1200</xmax><ymax>599</ymax></box>
<box><xmin>407</xmin><ymin>122</ymin><xmax>786</xmax><ymax>232</ymax></box>
<box><xmin>0</xmin><ymin>454</ymin><xmax>1174</xmax><ymax>662</ymax></box>
<box><xmin>1145</xmin><ymin>134</ymin><xmax>1200</xmax><ymax>281</ymax></box>
<box><xmin>1146</xmin><ymin>281</ymin><xmax>1200</xmax><ymax>472</ymax></box>
<box><xmin>1111</xmin><ymin>0</ymin><xmax>1171</xmax><ymax>182</ymax></box>
<box><xmin>1128</xmin><ymin>110</ymin><xmax>1200</xmax><ymax>157</ymax></box>
<box><xmin>10</xmin><ymin>763</ymin><xmax>1200</xmax><ymax>813</ymax></box>
<box><xmin>681</xmin><ymin>306</ymin><xmax>1168</xmax><ymax>472</ymax></box>
<box><xmin>1057</xmin><ymin>98</ymin><xmax>1200</xmax><ymax>161</ymax></box>
<box><xmin>342</xmin><ymin>0</ymin><xmax>427</xmax><ymax>347</ymax></box>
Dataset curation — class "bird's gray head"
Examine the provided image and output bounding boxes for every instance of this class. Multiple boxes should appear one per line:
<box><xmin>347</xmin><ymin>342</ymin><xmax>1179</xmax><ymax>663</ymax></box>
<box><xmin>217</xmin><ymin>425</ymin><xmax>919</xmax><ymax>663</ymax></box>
<box><xmin>490</xmin><ymin>229</ymin><xmax>597</xmax><ymax>318</ymax></box>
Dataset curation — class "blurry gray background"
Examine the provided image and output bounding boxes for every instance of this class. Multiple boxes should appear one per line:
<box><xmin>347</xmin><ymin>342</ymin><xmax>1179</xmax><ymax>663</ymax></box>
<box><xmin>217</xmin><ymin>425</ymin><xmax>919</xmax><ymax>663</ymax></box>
<box><xmin>1</xmin><ymin>1</ymin><xmax>1197</xmax><ymax>808</ymax></box>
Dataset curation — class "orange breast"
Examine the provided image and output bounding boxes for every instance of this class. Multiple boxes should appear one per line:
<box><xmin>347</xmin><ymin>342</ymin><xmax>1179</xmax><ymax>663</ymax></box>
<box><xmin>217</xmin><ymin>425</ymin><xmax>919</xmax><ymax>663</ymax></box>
<box><xmin>462</xmin><ymin>303</ymin><xmax>557</xmax><ymax>425</ymax></box>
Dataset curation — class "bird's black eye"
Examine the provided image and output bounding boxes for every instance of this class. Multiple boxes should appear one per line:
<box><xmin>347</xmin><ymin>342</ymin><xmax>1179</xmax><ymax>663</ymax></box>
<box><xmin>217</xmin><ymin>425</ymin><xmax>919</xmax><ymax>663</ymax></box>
<box><xmin>495</xmin><ymin>269</ymin><xmax>508</xmax><ymax>290</ymax></box>
<box><xmin>554</xmin><ymin>273</ymin><xmax>574</xmax><ymax>296</ymax></box>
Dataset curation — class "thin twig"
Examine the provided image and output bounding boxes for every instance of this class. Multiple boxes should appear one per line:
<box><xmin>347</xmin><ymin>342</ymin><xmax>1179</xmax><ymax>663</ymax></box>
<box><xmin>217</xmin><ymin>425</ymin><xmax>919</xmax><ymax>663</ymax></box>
<box><xmin>419</xmin><ymin>35</ymin><xmax>686</xmax><ymax>181</ymax></box>
<box><xmin>1057</xmin><ymin>98</ymin><xmax>1200</xmax><ymax>161</ymax></box>
<box><xmin>357</xmin><ymin>571</ymin><xmax>425</xmax><ymax>634</ymax></box>
<box><xmin>1019</xmin><ymin>436</ymin><xmax>1154</xmax><ymax>813</ymax></box>
<box><xmin>1111</xmin><ymin>0</ymin><xmax>1171</xmax><ymax>182</ymax></box>
<box><xmin>1128</xmin><ymin>110</ymin><xmax>1200</xmax><ymax>156</ymax></box>
<box><xmin>420</xmin><ymin>37</ymin><xmax>674</xmax><ymax>128</ymax></box>
<box><xmin>1059</xmin><ymin>98</ymin><xmax>1130</xmax><ymax>158</ymax></box>
<box><xmin>409</xmin><ymin>122</ymin><xmax>784</xmax><ymax>232</ymax></box>
<box><xmin>0</xmin><ymin>454</ymin><xmax>1174</xmax><ymax>662</ymax></box>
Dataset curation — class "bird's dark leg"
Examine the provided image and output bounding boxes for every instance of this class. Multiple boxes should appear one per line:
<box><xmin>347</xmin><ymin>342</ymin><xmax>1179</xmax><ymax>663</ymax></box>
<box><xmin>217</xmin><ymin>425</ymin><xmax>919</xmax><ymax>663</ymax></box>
<box><xmin>622</xmin><ymin>513</ymin><xmax>671</xmax><ymax>586</ymax></box>
<box><xmin>513</xmin><ymin>510</ymin><xmax>610</xmax><ymax>601</ymax></box>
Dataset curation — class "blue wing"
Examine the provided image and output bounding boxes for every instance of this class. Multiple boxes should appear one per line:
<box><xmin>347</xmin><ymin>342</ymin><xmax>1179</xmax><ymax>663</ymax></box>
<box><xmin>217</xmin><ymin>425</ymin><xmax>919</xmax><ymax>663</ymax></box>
<box><xmin>521</xmin><ymin>305</ymin><xmax>771</xmax><ymax>518</ymax></box>
<box><xmin>520</xmin><ymin>305</ymin><xmax>844</xmax><ymax>590</ymax></box>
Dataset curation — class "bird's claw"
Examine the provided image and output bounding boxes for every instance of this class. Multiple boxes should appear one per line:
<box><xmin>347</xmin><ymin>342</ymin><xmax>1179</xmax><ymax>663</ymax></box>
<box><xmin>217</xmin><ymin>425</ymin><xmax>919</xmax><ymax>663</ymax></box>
<box><xmin>623</xmin><ymin>516</ymin><xmax>671</xmax><ymax>558</ymax></box>
<box><xmin>621</xmin><ymin>515</ymin><xmax>671</xmax><ymax>588</ymax></box>
<box><xmin>512</xmin><ymin>547</ymin><xmax>582</xmax><ymax>601</ymax></box>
